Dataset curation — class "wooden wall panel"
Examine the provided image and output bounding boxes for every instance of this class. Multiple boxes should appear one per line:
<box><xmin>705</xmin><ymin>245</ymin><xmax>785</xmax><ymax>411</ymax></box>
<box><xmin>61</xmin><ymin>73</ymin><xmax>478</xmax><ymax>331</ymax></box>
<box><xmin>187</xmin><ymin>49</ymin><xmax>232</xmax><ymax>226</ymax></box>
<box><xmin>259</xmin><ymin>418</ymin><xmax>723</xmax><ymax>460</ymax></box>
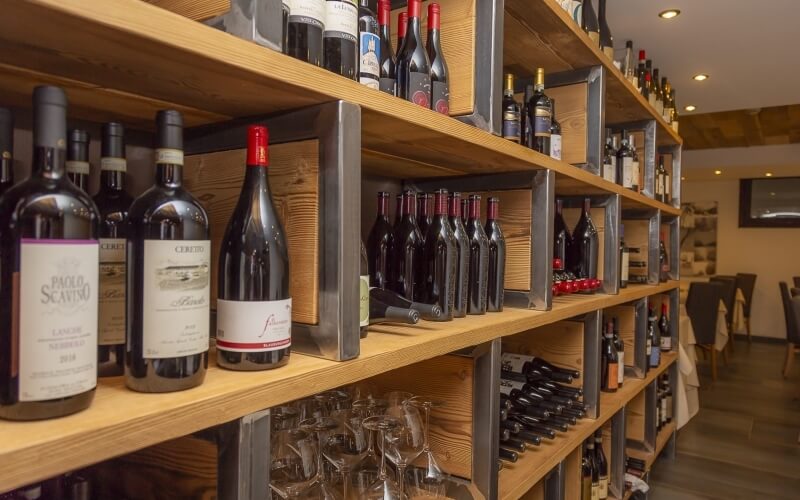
<box><xmin>623</xmin><ymin>219</ymin><xmax>649</xmax><ymax>284</ymax></box>
<box><xmin>368</xmin><ymin>355</ymin><xmax>474</xmax><ymax>480</ymax></box>
<box><xmin>563</xmin><ymin>445</ymin><xmax>583</xmax><ymax>500</ymax></box>
<box><xmin>605</xmin><ymin>305</ymin><xmax>635</xmax><ymax>370</ymax></box>
<box><xmin>547</xmin><ymin>83</ymin><xmax>588</xmax><ymax>166</ymax></box>
<box><xmin>626</xmin><ymin>390</ymin><xmax>646</xmax><ymax>443</ymax></box>
<box><xmin>184</xmin><ymin>140</ymin><xmax>320</xmax><ymax>325</ymax></box>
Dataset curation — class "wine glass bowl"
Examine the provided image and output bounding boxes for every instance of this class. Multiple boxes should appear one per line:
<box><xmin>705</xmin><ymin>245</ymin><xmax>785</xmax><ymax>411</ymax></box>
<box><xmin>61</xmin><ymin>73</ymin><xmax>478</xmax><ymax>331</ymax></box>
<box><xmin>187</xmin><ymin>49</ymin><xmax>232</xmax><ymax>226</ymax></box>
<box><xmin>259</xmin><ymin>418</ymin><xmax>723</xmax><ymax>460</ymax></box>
<box><xmin>384</xmin><ymin>391</ymin><xmax>414</xmax><ymax>407</ymax></box>
<box><xmin>270</xmin><ymin>428</ymin><xmax>319</xmax><ymax>498</ymax></box>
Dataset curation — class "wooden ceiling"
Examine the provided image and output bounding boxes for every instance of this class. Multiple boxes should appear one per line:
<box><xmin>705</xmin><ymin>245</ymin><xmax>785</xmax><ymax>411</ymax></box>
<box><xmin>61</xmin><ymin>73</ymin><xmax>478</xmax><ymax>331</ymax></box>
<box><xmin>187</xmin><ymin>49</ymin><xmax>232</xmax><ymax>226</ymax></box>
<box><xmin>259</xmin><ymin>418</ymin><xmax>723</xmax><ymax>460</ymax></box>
<box><xmin>680</xmin><ymin>103</ymin><xmax>800</xmax><ymax>150</ymax></box>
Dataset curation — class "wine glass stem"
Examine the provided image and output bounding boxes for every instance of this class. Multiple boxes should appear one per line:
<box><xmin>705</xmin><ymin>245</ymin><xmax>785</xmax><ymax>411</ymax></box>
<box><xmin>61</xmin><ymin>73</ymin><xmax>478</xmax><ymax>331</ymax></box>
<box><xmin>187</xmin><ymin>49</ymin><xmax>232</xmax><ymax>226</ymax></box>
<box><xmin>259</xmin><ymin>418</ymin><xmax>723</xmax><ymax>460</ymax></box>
<box><xmin>423</xmin><ymin>406</ymin><xmax>431</xmax><ymax>452</ymax></box>
<box><xmin>315</xmin><ymin>431</ymin><xmax>326</xmax><ymax>482</ymax></box>
<box><xmin>341</xmin><ymin>469</ymin><xmax>349</xmax><ymax>500</ymax></box>
<box><xmin>378</xmin><ymin>429</ymin><xmax>388</xmax><ymax>481</ymax></box>
<box><xmin>397</xmin><ymin>464</ymin><xmax>407</xmax><ymax>496</ymax></box>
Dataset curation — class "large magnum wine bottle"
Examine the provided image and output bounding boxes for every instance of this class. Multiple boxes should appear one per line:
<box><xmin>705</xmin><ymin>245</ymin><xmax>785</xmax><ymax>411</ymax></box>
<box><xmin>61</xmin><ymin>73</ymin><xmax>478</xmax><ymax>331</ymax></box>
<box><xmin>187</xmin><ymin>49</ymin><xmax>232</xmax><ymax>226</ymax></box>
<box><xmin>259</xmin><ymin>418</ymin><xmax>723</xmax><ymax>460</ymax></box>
<box><xmin>94</xmin><ymin>122</ymin><xmax>134</xmax><ymax>377</ymax></box>
<box><xmin>569</xmin><ymin>198</ymin><xmax>599</xmax><ymax>285</ymax></box>
<box><xmin>217</xmin><ymin>126</ymin><xmax>291</xmax><ymax>371</ymax></box>
<box><xmin>0</xmin><ymin>86</ymin><xmax>100</xmax><ymax>420</ymax></box>
<box><xmin>287</xmin><ymin>0</ymin><xmax>326</xmax><ymax>66</ymax></box>
<box><xmin>126</xmin><ymin>110</ymin><xmax>210</xmax><ymax>392</ymax></box>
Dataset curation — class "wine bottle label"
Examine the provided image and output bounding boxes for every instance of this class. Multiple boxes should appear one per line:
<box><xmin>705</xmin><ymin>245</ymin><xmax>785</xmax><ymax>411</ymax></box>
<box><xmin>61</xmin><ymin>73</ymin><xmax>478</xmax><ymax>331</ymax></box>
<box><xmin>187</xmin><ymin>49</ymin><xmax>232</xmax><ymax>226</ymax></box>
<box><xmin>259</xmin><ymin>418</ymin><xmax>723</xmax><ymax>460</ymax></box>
<box><xmin>100</xmin><ymin>157</ymin><xmax>127</xmax><ymax>172</ymax></box>
<box><xmin>607</xmin><ymin>362</ymin><xmax>618</xmax><ymax>389</ymax></box>
<box><xmin>550</xmin><ymin>134</ymin><xmax>562</xmax><ymax>160</ymax></box>
<box><xmin>499</xmin><ymin>378</ymin><xmax>525</xmax><ymax>395</ymax></box>
<box><xmin>98</xmin><ymin>238</ymin><xmax>126</xmax><ymax>346</ymax></box>
<box><xmin>65</xmin><ymin>160</ymin><xmax>90</xmax><ymax>175</ymax></box>
<box><xmin>359</xmin><ymin>32</ymin><xmax>380</xmax><ymax>89</ymax></box>
<box><xmin>602</xmin><ymin>161</ymin><xmax>616</xmax><ymax>183</ymax></box>
<box><xmin>407</xmin><ymin>72</ymin><xmax>431</xmax><ymax>108</ymax></box>
<box><xmin>656</xmin><ymin>175</ymin><xmax>664</xmax><ymax>195</ymax></box>
<box><xmin>602</xmin><ymin>46</ymin><xmax>614</xmax><ymax>60</ymax></box>
<box><xmin>621</xmin><ymin>157</ymin><xmax>633</xmax><ymax>188</ymax></box>
<box><xmin>648</xmin><ymin>94</ymin><xmax>656</xmax><ymax>107</ymax></box>
<box><xmin>289</xmin><ymin>0</ymin><xmax>326</xmax><ymax>29</ymax></box>
<box><xmin>571</xmin><ymin>2</ymin><xmax>582</xmax><ymax>23</ymax></box>
<box><xmin>216</xmin><ymin>298</ymin><xmax>292</xmax><ymax>352</ymax></box>
<box><xmin>501</xmin><ymin>352</ymin><xmax>533</xmax><ymax>373</ymax></box>
<box><xmin>142</xmin><ymin>240</ymin><xmax>210</xmax><ymax>358</ymax></box>
<box><xmin>324</xmin><ymin>0</ymin><xmax>357</xmax><ymax>42</ymax></box>
<box><xmin>664</xmin><ymin>174</ymin><xmax>670</xmax><ymax>198</ymax></box>
<box><xmin>502</xmin><ymin>111</ymin><xmax>521</xmax><ymax>141</ymax></box>
<box><xmin>155</xmin><ymin>148</ymin><xmax>184</xmax><ymax>166</ymax></box>
<box><xmin>18</xmin><ymin>239</ymin><xmax>98</xmax><ymax>402</ymax></box>
<box><xmin>646</xmin><ymin>338</ymin><xmax>652</xmax><ymax>355</ymax></box>
<box><xmin>533</xmin><ymin>106</ymin><xmax>552</xmax><ymax>137</ymax></box>
<box><xmin>599</xmin><ymin>476</ymin><xmax>609</xmax><ymax>499</ymax></box>
<box><xmin>617</xmin><ymin>350</ymin><xmax>625</xmax><ymax>385</ymax></box>
<box><xmin>431</xmin><ymin>81</ymin><xmax>449</xmax><ymax>115</ymax></box>
<box><xmin>631</xmin><ymin>160</ymin><xmax>640</xmax><ymax>188</ymax></box>
<box><xmin>650</xmin><ymin>345</ymin><xmax>660</xmax><ymax>366</ymax></box>
<box><xmin>359</xmin><ymin>274</ymin><xmax>369</xmax><ymax>327</ymax></box>
<box><xmin>591</xmin><ymin>482</ymin><xmax>600</xmax><ymax>500</ymax></box>
<box><xmin>661</xmin><ymin>396</ymin><xmax>667</xmax><ymax>422</ymax></box>
<box><xmin>621</xmin><ymin>250</ymin><xmax>630</xmax><ymax>281</ymax></box>
<box><xmin>379</xmin><ymin>77</ymin><xmax>396</xmax><ymax>95</ymax></box>
<box><xmin>660</xmin><ymin>334</ymin><xmax>671</xmax><ymax>350</ymax></box>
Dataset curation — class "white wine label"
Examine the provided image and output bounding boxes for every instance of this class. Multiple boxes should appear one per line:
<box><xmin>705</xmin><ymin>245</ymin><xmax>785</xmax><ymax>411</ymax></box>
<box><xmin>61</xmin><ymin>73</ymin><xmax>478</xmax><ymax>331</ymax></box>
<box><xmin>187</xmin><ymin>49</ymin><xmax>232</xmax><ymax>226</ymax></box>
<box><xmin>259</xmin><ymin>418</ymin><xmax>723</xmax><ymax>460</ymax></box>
<box><xmin>216</xmin><ymin>298</ymin><xmax>292</xmax><ymax>352</ymax></box>
<box><xmin>324</xmin><ymin>0</ymin><xmax>358</xmax><ymax>42</ymax></box>
<box><xmin>591</xmin><ymin>483</ymin><xmax>600</xmax><ymax>500</ymax></box>
<box><xmin>100</xmin><ymin>157</ymin><xmax>127</xmax><ymax>172</ymax></box>
<box><xmin>664</xmin><ymin>174</ymin><xmax>671</xmax><ymax>198</ymax></box>
<box><xmin>660</xmin><ymin>335</ymin><xmax>671</xmax><ymax>350</ymax></box>
<box><xmin>142</xmin><ymin>240</ymin><xmax>210</xmax><ymax>358</ymax></box>
<box><xmin>359</xmin><ymin>32</ymin><xmax>380</xmax><ymax>89</ymax></box>
<box><xmin>631</xmin><ymin>160</ymin><xmax>640</xmax><ymax>188</ymax></box>
<box><xmin>599</xmin><ymin>477</ymin><xmax>609</xmax><ymax>499</ymax></box>
<box><xmin>621</xmin><ymin>251</ymin><xmax>630</xmax><ymax>281</ymax></box>
<box><xmin>656</xmin><ymin>175</ymin><xmax>664</xmax><ymax>196</ymax></box>
<box><xmin>499</xmin><ymin>378</ymin><xmax>525</xmax><ymax>395</ymax></box>
<box><xmin>155</xmin><ymin>148</ymin><xmax>184</xmax><ymax>166</ymax></box>
<box><xmin>622</xmin><ymin>157</ymin><xmax>634</xmax><ymax>188</ymax></box>
<box><xmin>289</xmin><ymin>0</ymin><xmax>326</xmax><ymax>28</ymax></box>
<box><xmin>65</xmin><ymin>160</ymin><xmax>90</xmax><ymax>175</ymax></box>
<box><xmin>18</xmin><ymin>239</ymin><xmax>98</xmax><ymax>402</ymax></box>
<box><xmin>648</xmin><ymin>94</ymin><xmax>656</xmax><ymax>107</ymax></box>
<box><xmin>98</xmin><ymin>238</ymin><xmax>126</xmax><ymax>346</ymax></box>
<box><xmin>501</xmin><ymin>352</ymin><xmax>534</xmax><ymax>373</ymax></box>
<box><xmin>617</xmin><ymin>349</ymin><xmax>625</xmax><ymax>384</ymax></box>
<box><xmin>359</xmin><ymin>275</ymin><xmax>369</xmax><ymax>327</ymax></box>
<box><xmin>550</xmin><ymin>134</ymin><xmax>562</xmax><ymax>160</ymax></box>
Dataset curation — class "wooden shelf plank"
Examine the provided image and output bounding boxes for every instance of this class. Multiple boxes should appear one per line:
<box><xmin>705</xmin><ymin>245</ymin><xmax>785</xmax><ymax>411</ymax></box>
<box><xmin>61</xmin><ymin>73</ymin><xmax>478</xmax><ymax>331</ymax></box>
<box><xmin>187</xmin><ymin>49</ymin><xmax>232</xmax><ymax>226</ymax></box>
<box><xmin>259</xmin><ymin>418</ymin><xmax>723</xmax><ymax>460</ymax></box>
<box><xmin>626</xmin><ymin>420</ymin><xmax>677</xmax><ymax>471</ymax></box>
<box><xmin>503</xmin><ymin>0</ymin><xmax>682</xmax><ymax>147</ymax></box>
<box><xmin>0</xmin><ymin>0</ymin><xmax>678</xmax><ymax>216</ymax></box>
<box><xmin>499</xmin><ymin>351</ymin><xmax>679</xmax><ymax>500</ymax></box>
<box><xmin>0</xmin><ymin>282</ymin><xmax>678</xmax><ymax>491</ymax></box>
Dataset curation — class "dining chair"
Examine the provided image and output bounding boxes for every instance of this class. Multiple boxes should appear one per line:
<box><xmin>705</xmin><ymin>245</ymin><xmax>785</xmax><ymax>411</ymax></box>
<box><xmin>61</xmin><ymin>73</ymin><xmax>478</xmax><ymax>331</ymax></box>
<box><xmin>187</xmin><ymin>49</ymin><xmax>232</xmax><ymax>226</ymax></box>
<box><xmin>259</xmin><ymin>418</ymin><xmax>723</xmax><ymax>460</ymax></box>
<box><xmin>710</xmin><ymin>275</ymin><xmax>737</xmax><ymax>352</ymax></box>
<box><xmin>779</xmin><ymin>282</ymin><xmax>800</xmax><ymax>378</ymax></box>
<box><xmin>686</xmin><ymin>281</ymin><xmax>727</xmax><ymax>381</ymax></box>
<box><xmin>735</xmin><ymin>273</ymin><xmax>757</xmax><ymax>342</ymax></box>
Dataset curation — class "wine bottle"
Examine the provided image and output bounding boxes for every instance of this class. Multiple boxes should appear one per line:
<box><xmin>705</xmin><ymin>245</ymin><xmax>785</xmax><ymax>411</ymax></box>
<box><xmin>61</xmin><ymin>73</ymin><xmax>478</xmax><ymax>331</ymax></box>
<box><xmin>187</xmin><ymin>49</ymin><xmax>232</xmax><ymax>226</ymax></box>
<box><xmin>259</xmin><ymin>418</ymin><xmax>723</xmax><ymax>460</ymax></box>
<box><xmin>358</xmin><ymin>0</ymin><xmax>380</xmax><ymax>89</ymax></box>
<box><xmin>602</xmin><ymin>132</ymin><xmax>616</xmax><ymax>183</ymax></box>
<box><xmin>554</xmin><ymin>199</ymin><xmax>571</xmax><ymax>268</ymax></box>
<box><xmin>426</xmin><ymin>2</ymin><xmax>449</xmax><ymax>114</ymax></box>
<box><xmin>465</xmin><ymin>194</ymin><xmax>489</xmax><ymax>314</ymax></box>
<box><xmin>417</xmin><ymin>192</ymin><xmax>432</xmax><ymax>239</ymax></box>
<box><xmin>502</xmin><ymin>73</ymin><xmax>521</xmax><ymax>143</ymax></box>
<box><xmin>662</xmin><ymin>81</ymin><xmax>674</xmax><ymax>123</ymax></box>
<box><xmin>581</xmin><ymin>0</ymin><xmax>599</xmax><ymax>44</ymax></box>
<box><xmin>659</xmin><ymin>301</ymin><xmax>672</xmax><ymax>351</ymax></box>
<box><xmin>460</xmin><ymin>197</ymin><xmax>468</xmax><ymax>225</ymax></box>
<box><xmin>396</xmin><ymin>0</ymin><xmax>431</xmax><ymax>107</ymax></box>
<box><xmin>527</xmin><ymin>68</ymin><xmax>552</xmax><ymax>154</ymax></box>
<box><xmin>623</xmin><ymin>40</ymin><xmax>636</xmax><ymax>85</ymax></box>
<box><xmin>94</xmin><ymin>122</ymin><xmax>134</xmax><ymax>377</ymax></box>
<box><xmin>377</xmin><ymin>0</ymin><xmax>396</xmax><ymax>95</ymax></box>
<box><xmin>485</xmin><ymin>197</ymin><xmax>506</xmax><ymax>312</ymax></box>
<box><xmin>287</xmin><ymin>0</ymin><xmax>325</xmax><ymax>66</ymax></box>
<box><xmin>389</xmin><ymin>190</ymin><xmax>424</xmax><ymax>300</ymax></box>
<box><xmin>0</xmin><ymin>108</ymin><xmax>13</xmax><ymax>196</ymax></box>
<box><xmin>598</xmin><ymin>0</ymin><xmax>613</xmax><ymax>60</ymax></box>
<box><xmin>126</xmin><ymin>110</ymin><xmax>210</xmax><ymax>392</ymax></box>
<box><xmin>629</xmin><ymin>133</ymin><xmax>640</xmax><ymax>192</ymax></box>
<box><xmin>498</xmin><ymin>447</ymin><xmax>518</xmax><ymax>463</ymax></box>
<box><xmin>66</xmin><ymin>129</ymin><xmax>90</xmax><ymax>193</ymax></box>
<box><xmin>619</xmin><ymin>224</ymin><xmax>629</xmax><ymax>288</ymax></box>
<box><xmin>656</xmin><ymin>155</ymin><xmax>667</xmax><ymax>203</ymax></box>
<box><xmin>648</xmin><ymin>304</ymin><xmax>660</xmax><ymax>368</ymax></box>
<box><xmin>500</xmin><ymin>437</ymin><xmax>527</xmax><ymax>453</ymax></box>
<box><xmin>369</xmin><ymin>287</ymin><xmax>441</xmax><ymax>321</ymax></box>
<box><xmin>324</xmin><ymin>0</ymin><xmax>358</xmax><ymax>79</ymax></box>
<box><xmin>550</xmin><ymin>99</ymin><xmax>563</xmax><ymax>160</ymax></box>
<box><xmin>587</xmin><ymin>439</ymin><xmax>600</xmax><ymax>500</ymax></box>
<box><xmin>520</xmin><ymin>84</ymin><xmax>533</xmax><ymax>148</ymax></box>
<box><xmin>282</xmin><ymin>1</ymin><xmax>290</xmax><ymax>53</ymax></box>
<box><xmin>659</xmin><ymin>233</ymin><xmax>670</xmax><ymax>282</ymax></box>
<box><xmin>595</xmin><ymin>431</ymin><xmax>609</xmax><ymax>499</ymax></box>
<box><xmin>671</xmin><ymin>89</ymin><xmax>680</xmax><ymax>133</ymax></box>
<box><xmin>367</xmin><ymin>191</ymin><xmax>394</xmax><ymax>289</ymax></box>
<box><xmin>369</xmin><ymin>295</ymin><xmax>420</xmax><ymax>325</ymax></box>
<box><xmin>396</xmin><ymin>11</ymin><xmax>407</xmax><ymax>52</ymax></box>
<box><xmin>448</xmin><ymin>192</ymin><xmax>470</xmax><ymax>318</ymax></box>
<box><xmin>422</xmin><ymin>189</ymin><xmax>457</xmax><ymax>320</ymax></box>
<box><xmin>582</xmin><ymin>444</ymin><xmax>593</xmax><ymax>500</ymax></box>
<box><xmin>636</xmin><ymin>50</ymin><xmax>646</xmax><ymax>94</ymax></box>
<box><xmin>616</xmin><ymin>133</ymin><xmax>634</xmax><ymax>190</ymax></box>
<box><xmin>360</xmin><ymin>240</ymin><xmax>369</xmax><ymax>337</ymax></box>
<box><xmin>394</xmin><ymin>192</ymin><xmax>402</xmax><ymax>227</ymax></box>
<box><xmin>569</xmin><ymin>198</ymin><xmax>599</xmax><ymax>287</ymax></box>
<box><xmin>664</xmin><ymin>157</ymin><xmax>671</xmax><ymax>205</ymax></box>
<box><xmin>613</xmin><ymin>317</ymin><xmax>624</xmax><ymax>387</ymax></box>
<box><xmin>645</xmin><ymin>60</ymin><xmax>656</xmax><ymax>107</ymax></box>
<box><xmin>601</xmin><ymin>322</ymin><xmax>619</xmax><ymax>393</ymax></box>
<box><xmin>502</xmin><ymin>352</ymin><xmax>580</xmax><ymax>381</ymax></box>
<box><xmin>216</xmin><ymin>125</ymin><xmax>291</xmax><ymax>371</ymax></box>
<box><xmin>653</xmin><ymin>68</ymin><xmax>664</xmax><ymax>116</ymax></box>
<box><xmin>0</xmin><ymin>86</ymin><xmax>99</xmax><ymax>420</ymax></box>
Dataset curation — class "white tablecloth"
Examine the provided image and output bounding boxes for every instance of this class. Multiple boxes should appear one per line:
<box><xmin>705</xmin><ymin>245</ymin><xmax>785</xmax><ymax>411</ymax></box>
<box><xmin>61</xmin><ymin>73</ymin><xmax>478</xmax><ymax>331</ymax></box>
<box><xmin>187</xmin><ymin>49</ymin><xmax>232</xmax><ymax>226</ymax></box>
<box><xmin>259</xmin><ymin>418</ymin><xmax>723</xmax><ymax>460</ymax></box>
<box><xmin>677</xmin><ymin>306</ymin><xmax>700</xmax><ymax>429</ymax></box>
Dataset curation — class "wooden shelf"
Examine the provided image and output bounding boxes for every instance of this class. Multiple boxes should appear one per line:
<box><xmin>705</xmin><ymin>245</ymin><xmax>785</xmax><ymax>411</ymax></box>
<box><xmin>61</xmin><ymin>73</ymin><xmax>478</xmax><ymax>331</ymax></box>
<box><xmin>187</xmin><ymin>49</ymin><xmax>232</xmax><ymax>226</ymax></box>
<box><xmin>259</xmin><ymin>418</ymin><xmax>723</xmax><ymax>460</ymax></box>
<box><xmin>627</xmin><ymin>420</ymin><xmax>677</xmax><ymax>471</ymax></box>
<box><xmin>503</xmin><ymin>0</ymin><xmax>682</xmax><ymax>147</ymax></box>
<box><xmin>0</xmin><ymin>0</ymin><xmax>678</xmax><ymax>216</ymax></box>
<box><xmin>499</xmin><ymin>351</ymin><xmax>679</xmax><ymax>500</ymax></box>
<box><xmin>0</xmin><ymin>282</ymin><xmax>677</xmax><ymax>491</ymax></box>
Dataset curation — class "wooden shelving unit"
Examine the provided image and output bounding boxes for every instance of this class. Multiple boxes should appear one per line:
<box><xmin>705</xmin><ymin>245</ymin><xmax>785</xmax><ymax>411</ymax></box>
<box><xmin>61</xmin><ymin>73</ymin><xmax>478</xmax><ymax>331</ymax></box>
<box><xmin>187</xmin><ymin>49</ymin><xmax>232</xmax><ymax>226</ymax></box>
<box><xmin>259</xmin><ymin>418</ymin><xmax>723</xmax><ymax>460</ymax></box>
<box><xmin>498</xmin><ymin>352</ymin><xmax>678</xmax><ymax>500</ymax></box>
<box><xmin>627</xmin><ymin>420</ymin><xmax>678</xmax><ymax>471</ymax></box>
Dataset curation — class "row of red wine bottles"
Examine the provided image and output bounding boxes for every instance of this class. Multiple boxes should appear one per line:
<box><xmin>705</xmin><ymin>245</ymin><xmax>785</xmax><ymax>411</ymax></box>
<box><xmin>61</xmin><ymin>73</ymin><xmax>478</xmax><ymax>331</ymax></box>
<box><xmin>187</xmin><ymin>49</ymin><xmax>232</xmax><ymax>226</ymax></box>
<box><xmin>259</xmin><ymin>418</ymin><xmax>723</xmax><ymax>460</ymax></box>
<box><xmin>366</xmin><ymin>190</ymin><xmax>506</xmax><ymax>321</ymax></box>
<box><xmin>285</xmin><ymin>0</ymin><xmax>449</xmax><ymax>113</ymax></box>
<box><xmin>0</xmin><ymin>87</ymin><xmax>294</xmax><ymax>421</ymax></box>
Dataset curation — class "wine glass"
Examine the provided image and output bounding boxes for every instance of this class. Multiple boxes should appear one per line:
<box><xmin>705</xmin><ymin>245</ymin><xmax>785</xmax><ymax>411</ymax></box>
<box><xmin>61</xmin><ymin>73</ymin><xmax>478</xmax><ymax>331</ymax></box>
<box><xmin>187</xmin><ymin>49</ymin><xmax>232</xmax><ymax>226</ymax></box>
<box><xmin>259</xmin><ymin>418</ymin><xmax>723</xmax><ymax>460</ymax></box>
<box><xmin>300</xmin><ymin>416</ymin><xmax>343</xmax><ymax>500</ymax></box>
<box><xmin>406</xmin><ymin>396</ymin><xmax>449</xmax><ymax>497</ymax></box>
<box><xmin>294</xmin><ymin>397</ymin><xmax>327</xmax><ymax>420</ymax></box>
<box><xmin>384</xmin><ymin>391</ymin><xmax>413</xmax><ymax>407</ymax></box>
<box><xmin>362</xmin><ymin>415</ymin><xmax>406</xmax><ymax>500</ymax></box>
<box><xmin>384</xmin><ymin>404</ymin><xmax>425</xmax><ymax>498</ymax></box>
<box><xmin>273</xmin><ymin>405</ymin><xmax>301</xmax><ymax>432</ymax></box>
<box><xmin>405</xmin><ymin>467</ymin><xmax>448</xmax><ymax>499</ymax></box>
<box><xmin>317</xmin><ymin>390</ymin><xmax>352</xmax><ymax>413</ymax></box>
<box><xmin>323</xmin><ymin>409</ymin><xmax>370</xmax><ymax>499</ymax></box>
<box><xmin>270</xmin><ymin>429</ymin><xmax>318</xmax><ymax>498</ymax></box>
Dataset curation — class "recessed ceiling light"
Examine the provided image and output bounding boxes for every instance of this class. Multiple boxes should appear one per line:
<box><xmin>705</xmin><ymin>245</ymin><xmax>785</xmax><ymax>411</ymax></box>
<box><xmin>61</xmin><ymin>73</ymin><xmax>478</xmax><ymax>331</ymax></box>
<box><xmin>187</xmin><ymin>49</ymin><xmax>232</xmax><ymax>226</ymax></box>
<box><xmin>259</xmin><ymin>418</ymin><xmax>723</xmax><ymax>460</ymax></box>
<box><xmin>714</xmin><ymin>170</ymin><xmax>722</xmax><ymax>175</ymax></box>
<box><xmin>693</xmin><ymin>74</ymin><xmax>709</xmax><ymax>81</ymax></box>
<box><xmin>770</xmin><ymin>192</ymin><xmax>776</xmax><ymax>196</ymax></box>
<box><xmin>766</xmin><ymin>172</ymin><xmax>773</xmax><ymax>177</ymax></box>
<box><xmin>685</xmin><ymin>105</ymin><xmax>697</xmax><ymax>112</ymax></box>
<box><xmin>658</xmin><ymin>9</ymin><xmax>680</xmax><ymax>19</ymax></box>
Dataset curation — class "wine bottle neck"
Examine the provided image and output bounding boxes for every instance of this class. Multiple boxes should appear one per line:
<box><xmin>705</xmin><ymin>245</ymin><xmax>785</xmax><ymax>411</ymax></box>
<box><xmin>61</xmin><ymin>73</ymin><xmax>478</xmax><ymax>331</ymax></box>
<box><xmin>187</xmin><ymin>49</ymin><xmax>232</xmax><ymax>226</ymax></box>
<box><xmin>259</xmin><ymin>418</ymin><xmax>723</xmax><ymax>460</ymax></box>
<box><xmin>0</xmin><ymin>157</ymin><xmax>13</xmax><ymax>183</ymax></box>
<box><xmin>100</xmin><ymin>169</ymin><xmax>125</xmax><ymax>191</ymax></box>
<box><xmin>33</xmin><ymin>146</ymin><xmax>65</xmax><ymax>179</ymax></box>
<box><xmin>156</xmin><ymin>164</ymin><xmax>183</xmax><ymax>187</ymax></box>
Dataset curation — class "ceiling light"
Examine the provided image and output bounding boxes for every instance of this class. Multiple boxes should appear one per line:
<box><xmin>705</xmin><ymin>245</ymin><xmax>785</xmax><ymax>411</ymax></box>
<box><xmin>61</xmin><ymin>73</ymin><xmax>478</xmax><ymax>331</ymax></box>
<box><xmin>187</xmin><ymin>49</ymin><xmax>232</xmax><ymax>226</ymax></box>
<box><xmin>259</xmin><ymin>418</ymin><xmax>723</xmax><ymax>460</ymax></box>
<box><xmin>658</xmin><ymin>9</ymin><xmax>680</xmax><ymax>19</ymax></box>
<box><xmin>766</xmin><ymin>172</ymin><xmax>773</xmax><ymax>177</ymax></box>
<box><xmin>714</xmin><ymin>170</ymin><xmax>722</xmax><ymax>175</ymax></box>
<box><xmin>692</xmin><ymin>74</ymin><xmax>709</xmax><ymax>81</ymax></box>
<box><xmin>685</xmin><ymin>105</ymin><xmax>696</xmax><ymax>112</ymax></box>
<box><xmin>681</xmin><ymin>176</ymin><xmax>686</xmax><ymax>181</ymax></box>
<box><xmin>770</xmin><ymin>192</ymin><xmax>776</xmax><ymax>196</ymax></box>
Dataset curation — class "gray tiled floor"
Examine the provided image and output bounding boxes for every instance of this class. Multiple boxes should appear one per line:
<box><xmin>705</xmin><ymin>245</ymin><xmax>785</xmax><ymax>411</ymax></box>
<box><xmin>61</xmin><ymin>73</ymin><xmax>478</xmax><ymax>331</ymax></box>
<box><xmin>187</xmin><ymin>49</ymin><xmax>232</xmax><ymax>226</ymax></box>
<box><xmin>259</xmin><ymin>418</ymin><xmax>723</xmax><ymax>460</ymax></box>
<box><xmin>648</xmin><ymin>342</ymin><xmax>800</xmax><ymax>499</ymax></box>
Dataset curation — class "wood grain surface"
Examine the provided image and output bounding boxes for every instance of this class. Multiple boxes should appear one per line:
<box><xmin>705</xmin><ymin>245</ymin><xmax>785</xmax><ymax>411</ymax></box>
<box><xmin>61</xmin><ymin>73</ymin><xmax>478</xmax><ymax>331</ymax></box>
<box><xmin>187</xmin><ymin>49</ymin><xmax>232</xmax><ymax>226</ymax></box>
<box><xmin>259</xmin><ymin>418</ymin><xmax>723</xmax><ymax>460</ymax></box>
<box><xmin>143</xmin><ymin>0</ymin><xmax>230</xmax><ymax>21</ymax></box>
<box><xmin>548</xmin><ymin>83</ymin><xmax>588</xmax><ymax>166</ymax></box>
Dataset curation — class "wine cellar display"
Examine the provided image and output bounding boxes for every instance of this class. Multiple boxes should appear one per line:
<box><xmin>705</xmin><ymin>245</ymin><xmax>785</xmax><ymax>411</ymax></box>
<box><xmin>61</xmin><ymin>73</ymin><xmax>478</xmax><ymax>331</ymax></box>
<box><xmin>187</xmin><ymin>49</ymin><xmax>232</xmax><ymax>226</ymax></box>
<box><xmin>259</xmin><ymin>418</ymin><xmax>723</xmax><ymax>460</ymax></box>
<box><xmin>0</xmin><ymin>0</ymin><xmax>684</xmax><ymax>498</ymax></box>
